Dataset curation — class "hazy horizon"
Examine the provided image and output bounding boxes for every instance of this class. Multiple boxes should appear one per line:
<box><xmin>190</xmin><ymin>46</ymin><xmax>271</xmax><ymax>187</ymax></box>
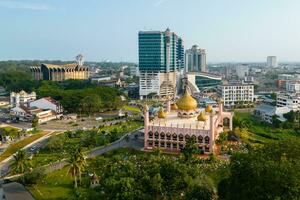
<box><xmin>1</xmin><ymin>0</ymin><xmax>300</xmax><ymax>62</ymax></box>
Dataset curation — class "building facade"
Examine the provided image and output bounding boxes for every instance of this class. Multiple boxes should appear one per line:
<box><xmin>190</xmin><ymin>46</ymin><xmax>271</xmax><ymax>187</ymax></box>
<box><xmin>185</xmin><ymin>45</ymin><xmax>206</xmax><ymax>73</ymax></box>
<box><xmin>29</xmin><ymin>97</ymin><xmax>64</xmax><ymax>114</ymax></box>
<box><xmin>267</xmin><ymin>56</ymin><xmax>278</xmax><ymax>68</ymax></box>
<box><xmin>30</xmin><ymin>63</ymin><xmax>89</xmax><ymax>81</ymax></box>
<box><xmin>218</xmin><ymin>83</ymin><xmax>254</xmax><ymax>107</ymax></box>
<box><xmin>138</xmin><ymin>28</ymin><xmax>184</xmax><ymax>99</ymax></box>
<box><xmin>277</xmin><ymin>93</ymin><xmax>300</xmax><ymax>111</ymax></box>
<box><xmin>286</xmin><ymin>81</ymin><xmax>300</xmax><ymax>93</ymax></box>
<box><xmin>254</xmin><ymin>104</ymin><xmax>290</xmax><ymax>124</ymax></box>
<box><xmin>10</xmin><ymin>91</ymin><xmax>36</xmax><ymax>107</ymax></box>
<box><xmin>236</xmin><ymin>65</ymin><xmax>249</xmax><ymax>79</ymax></box>
<box><xmin>186</xmin><ymin>72</ymin><xmax>222</xmax><ymax>93</ymax></box>
<box><xmin>143</xmin><ymin>88</ymin><xmax>233</xmax><ymax>154</ymax></box>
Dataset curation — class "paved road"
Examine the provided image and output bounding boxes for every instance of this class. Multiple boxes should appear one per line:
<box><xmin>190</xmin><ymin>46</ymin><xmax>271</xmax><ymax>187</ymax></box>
<box><xmin>3</xmin><ymin>182</ymin><xmax>34</xmax><ymax>200</ymax></box>
<box><xmin>0</xmin><ymin>131</ymin><xmax>59</xmax><ymax>177</ymax></box>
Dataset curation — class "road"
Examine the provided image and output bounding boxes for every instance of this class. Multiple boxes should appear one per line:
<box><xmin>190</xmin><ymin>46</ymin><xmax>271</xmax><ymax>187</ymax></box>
<box><xmin>31</xmin><ymin>129</ymin><xmax>144</xmax><ymax>175</ymax></box>
<box><xmin>0</xmin><ymin>131</ymin><xmax>60</xmax><ymax>177</ymax></box>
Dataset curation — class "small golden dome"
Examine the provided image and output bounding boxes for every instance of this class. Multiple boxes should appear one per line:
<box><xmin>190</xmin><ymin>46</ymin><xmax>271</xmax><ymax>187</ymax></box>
<box><xmin>205</xmin><ymin>104</ymin><xmax>213</xmax><ymax>113</ymax></box>
<box><xmin>176</xmin><ymin>89</ymin><xmax>198</xmax><ymax>111</ymax></box>
<box><xmin>197</xmin><ymin>112</ymin><xmax>207</xmax><ymax>121</ymax></box>
<box><xmin>171</xmin><ymin>103</ymin><xmax>178</xmax><ymax>110</ymax></box>
<box><xmin>157</xmin><ymin>107</ymin><xmax>166</xmax><ymax>118</ymax></box>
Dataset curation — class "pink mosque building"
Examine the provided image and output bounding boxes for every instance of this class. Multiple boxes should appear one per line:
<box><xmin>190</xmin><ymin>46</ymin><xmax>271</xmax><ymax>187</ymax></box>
<box><xmin>143</xmin><ymin>88</ymin><xmax>233</xmax><ymax>154</ymax></box>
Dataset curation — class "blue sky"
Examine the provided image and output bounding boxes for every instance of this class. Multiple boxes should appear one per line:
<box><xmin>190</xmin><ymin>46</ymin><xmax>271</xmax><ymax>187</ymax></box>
<box><xmin>1</xmin><ymin>0</ymin><xmax>300</xmax><ymax>62</ymax></box>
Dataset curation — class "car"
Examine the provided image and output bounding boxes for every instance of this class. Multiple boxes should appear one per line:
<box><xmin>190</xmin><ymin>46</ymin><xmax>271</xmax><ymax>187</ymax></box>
<box><xmin>30</xmin><ymin>146</ymin><xmax>37</xmax><ymax>152</ymax></box>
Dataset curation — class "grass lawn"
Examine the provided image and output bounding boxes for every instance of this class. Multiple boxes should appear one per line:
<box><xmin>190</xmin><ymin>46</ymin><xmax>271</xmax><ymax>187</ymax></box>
<box><xmin>234</xmin><ymin>112</ymin><xmax>299</xmax><ymax>144</ymax></box>
<box><xmin>27</xmin><ymin>167</ymin><xmax>74</xmax><ymax>200</ymax></box>
<box><xmin>122</xmin><ymin>105</ymin><xmax>141</xmax><ymax>113</ymax></box>
<box><xmin>0</xmin><ymin>131</ymin><xmax>49</xmax><ymax>162</ymax></box>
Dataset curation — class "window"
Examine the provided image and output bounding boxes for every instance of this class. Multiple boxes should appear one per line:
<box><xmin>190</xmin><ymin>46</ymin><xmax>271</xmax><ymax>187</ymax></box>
<box><xmin>172</xmin><ymin>133</ymin><xmax>177</xmax><ymax>141</ymax></box>
<box><xmin>179</xmin><ymin>134</ymin><xmax>184</xmax><ymax>141</ymax></box>
<box><xmin>198</xmin><ymin>136</ymin><xmax>203</xmax><ymax>143</ymax></box>
<box><xmin>149</xmin><ymin>131</ymin><xmax>153</xmax><ymax>139</ymax></box>
<box><xmin>154</xmin><ymin>132</ymin><xmax>159</xmax><ymax>139</ymax></box>
<box><xmin>160</xmin><ymin>132</ymin><xmax>165</xmax><ymax>140</ymax></box>
<box><xmin>205</xmin><ymin>136</ymin><xmax>210</xmax><ymax>144</ymax></box>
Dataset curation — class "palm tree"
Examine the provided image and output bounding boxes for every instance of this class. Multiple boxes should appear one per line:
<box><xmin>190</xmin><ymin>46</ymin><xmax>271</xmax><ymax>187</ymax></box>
<box><xmin>11</xmin><ymin>149</ymin><xmax>31</xmax><ymax>183</ymax></box>
<box><xmin>67</xmin><ymin>147</ymin><xmax>86</xmax><ymax>188</ymax></box>
<box><xmin>11</xmin><ymin>149</ymin><xmax>30</xmax><ymax>174</ymax></box>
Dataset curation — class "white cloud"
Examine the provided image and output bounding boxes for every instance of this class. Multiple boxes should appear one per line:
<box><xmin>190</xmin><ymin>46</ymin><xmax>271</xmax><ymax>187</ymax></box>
<box><xmin>0</xmin><ymin>0</ymin><xmax>53</xmax><ymax>11</ymax></box>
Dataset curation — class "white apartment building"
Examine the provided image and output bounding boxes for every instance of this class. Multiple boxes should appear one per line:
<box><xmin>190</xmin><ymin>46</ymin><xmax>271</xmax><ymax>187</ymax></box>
<box><xmin>218</xmin><ymin>84</ymin><xmax>254</xmax><ymax>107</ymax></box>
<box><xmin>10</xmin><ymin>90</ymin><xmax>36</xmax><ymax>107</ymax></box>
<box><xmin>277</xmin><ymin>93</ymin><xmax>300</xmax><ymax>111</ymax></box>
<box><xmin>286</xmin><ymin>81</ymin><xmax>300</xmax><ymax>93</ymax></box>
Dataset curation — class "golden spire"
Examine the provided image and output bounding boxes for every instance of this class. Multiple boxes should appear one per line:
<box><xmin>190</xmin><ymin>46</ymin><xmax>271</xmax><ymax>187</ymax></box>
<box><xmin>197</xmin><ymin>112</ymin><xmax>207</xmax><ymax>121</ymax></box>
<box><xmin>157</xmin><ymin>107</ymin><xmax>166</xmax><ymax>119</ymax></box>
<box><xmin>176</xmin><ymin>88</ymin><xmax>198</xmax><ymax>111</ymax></box>
<box><xmin>205</xmin><ymin>104</ymin><xmax>213</xmax><ymax>113</ymax></box>
<box><xmin>171</xmin><ymin>103</ymin><xmax>178</xmax><ymax>110</ymax></box>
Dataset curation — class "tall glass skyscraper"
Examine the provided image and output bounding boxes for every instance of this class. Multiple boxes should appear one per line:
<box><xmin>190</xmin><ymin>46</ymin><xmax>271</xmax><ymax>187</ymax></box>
<box><xmin>138</xmin><ymin>28</ymin><xmax>184</xmax><ymax>99</ymax></box>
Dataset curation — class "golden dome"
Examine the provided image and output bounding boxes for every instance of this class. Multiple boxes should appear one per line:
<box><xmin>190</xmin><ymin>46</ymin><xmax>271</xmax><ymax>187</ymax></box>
<box><xmin>197</xmin><ymin>112</ymin><xmax>207</xmax><ymax>121</ymax></box>
<box><xmin>157</xmin><ymin>107</ymin><xmax>166</xmax><ymax>119</ymax></box>
<box><xmin>205</xmin><ymin>104</ymin><xmax>213</xmax><ymax>113</ymax></box>
<box><xmin>176</xmin><ymin>89</ymin><xmax>198</xmax><ymax>111</ymax></box>
<box><xmin>171</xmin><ymin>103</ymin><xmax>178</xmax><ymax>110</ymax></box>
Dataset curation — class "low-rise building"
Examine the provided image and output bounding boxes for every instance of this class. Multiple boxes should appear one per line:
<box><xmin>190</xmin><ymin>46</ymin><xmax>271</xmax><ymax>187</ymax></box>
<box><xmin>10</xmin><ymin>106</ymin><xmax>57</xmax><ymax>123</ymax></box>
<box><xmin>218</xmin><ymin>83</ymin><xmax>254</xmax><ymax>108</ymax></box>
<box><xmin>276</xmin><ymin>93</ymin><xmax>300</xmax><ymax>111</ymax></box>
<box><xmin>286</xmin><ymin>81</ymin><xmax>300</xmax><ymax>93</ymax></box>
<box><xmin>254</xmin><ymin>104</ymin><xmax>290</xmax><ymax>124</ymax></box>
<box><xmin>10</xmin><ymin>90</ymin><xmax>36</xmax><ymax>107</ymax></box>
<box><xmin>29</xmin><ymin>97</ymin><xmax>63</xmax><ymax>114</ymax></box>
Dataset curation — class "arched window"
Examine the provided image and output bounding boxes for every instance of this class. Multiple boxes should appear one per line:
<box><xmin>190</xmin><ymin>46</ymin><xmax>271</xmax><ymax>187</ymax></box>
<box><xmin>191</xmin><ymin>135</ymin><xmax>196</xmax><ymax>141</ymax></box>
<box><xmin>154</xmin><ymin>131</ymin><xmax>159</xmax><ymax>139</ymax></box>
<box><xmin>198</xmin><ymin>136</ymin><xmax>203</xmax><ymax>143</ymax></box>
<box><xmin>154</xmin><ymin>141</ymin><xmax>159</xmax><ymax>147</ymax></box>
<box><xmin>185</xmin><ymin>134</ymin><xmax>190</xmax><ymax>141</ymax></box>
<box><xmin>179</xmin><ymin>134</ymin><xmax>184</xmax><ymax>141</ymax></box>
<box><xmin>149</xmin><ymin>131</ymin><xmax>153</xmax><ymax>139</ymax></box>
<box><xmin>160</xmin><ymin>142</ymin><xmax>165</xmax><ymax>148</ymax></box>
<box><xmin>172</xmin><ymin>133</ymin><xmax>177</xmax><ymax>141</ymax></box>
<box><xmin>205</xmin><ymin>136</ymin><xmax>210</xmax><ymax>144</ymax></box>
<box><xmin>160</xmin><ymin>132</ymin><xmax>165</xmax><ymax>140</ymax></box>
<box><xmin>166</xmin><ymin>133</ymin><xmax>171</xmax><ymax>140</ymax></box>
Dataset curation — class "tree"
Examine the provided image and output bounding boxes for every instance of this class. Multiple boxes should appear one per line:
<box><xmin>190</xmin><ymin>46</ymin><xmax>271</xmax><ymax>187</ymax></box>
<box><xmin>182</xmin><ymin>137</ymin><xmax>198</xmax><ymax>161</ymax></box>
<box><xmin>185</xmin><ymin>185</ymin><xmax>214</xmax><ymax>200</ymax></box>
<box><xmin>11</xmin><ymin>149</ymin><xmax>31</xmax><ymax>181</ymax></box>
<box><xmin>218</xmin><ymin>139</ymin><xmax>300</xmax><ymax>200</ymax></box>
<box><xmin>68</xmin><ymin>147</ymin><xmax>86</xmax><ymax>188</ymax></box>
<box><xmin>31</xmin><ymin>116</ymin><xmax>39</xmax><ymax>129</ymax></box>
<box><xmin>80</xmin><ymin>94</ymin><xmax>102</xmax><ymax>117</ymax></box>
<box><xmin>46</xmin><ymin>135</ymin><xmax>64</xmax><ymax>152</ymax></box>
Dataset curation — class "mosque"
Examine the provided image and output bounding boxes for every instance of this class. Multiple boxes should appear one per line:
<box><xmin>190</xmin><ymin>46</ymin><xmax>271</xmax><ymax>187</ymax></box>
<box><xmin>143</xmin><ymin>87</ymin><xmax>233</xmax><ymax>154</ymax></box>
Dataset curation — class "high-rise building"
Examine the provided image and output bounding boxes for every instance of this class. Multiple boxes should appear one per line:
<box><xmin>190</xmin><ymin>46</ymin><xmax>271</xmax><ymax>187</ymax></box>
<box><xmin>185</xmin><ymin>45</ymin><xmax>206</xmax><ymax>73</ymax></box>
<box><xmin>236</xmin><ymin>65</ymin><xmax>249</xmax><ymax>79</ymax></box>
<box><xmin>267</xmin><ymin>56</ymin><xmax>278</xmax><ymax>68</ymax></box>
<box><xmin>138</xmin><ymin>28</ymin><xmax>184</xmax><ymax>99</ymax></box>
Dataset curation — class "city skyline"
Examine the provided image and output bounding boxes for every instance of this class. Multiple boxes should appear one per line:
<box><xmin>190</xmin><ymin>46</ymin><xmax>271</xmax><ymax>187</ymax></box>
<box><xmin>1</xmin><ymin>0</ymin><xmax>300</xmax><ymax>62</ymax></box>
